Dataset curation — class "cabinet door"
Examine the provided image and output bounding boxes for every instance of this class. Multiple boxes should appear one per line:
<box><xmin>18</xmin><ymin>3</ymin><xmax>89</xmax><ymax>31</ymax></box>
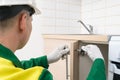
<box><xmin>79</xmin><ymin>43</ymin><xmax>108</xmax><ymax>80</ymax></box>
<box><xmin>44</xmin><ymin>39</ymin><xmax>79</xmax><ymax>80</ymax></box>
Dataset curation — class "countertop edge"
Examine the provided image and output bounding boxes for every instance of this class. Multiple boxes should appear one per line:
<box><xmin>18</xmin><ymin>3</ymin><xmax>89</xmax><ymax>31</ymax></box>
<box><xmin>42</xmin><ymin>34</ymin><xmax>109</xmax><ymax>44</ymax></box>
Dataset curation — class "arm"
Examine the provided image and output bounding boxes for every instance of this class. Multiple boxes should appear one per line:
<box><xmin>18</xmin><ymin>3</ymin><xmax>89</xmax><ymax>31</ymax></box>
<box><xmin>87</xmin><ymin>59</ymin><xmax>106</xmax><ymax>80</ymax></box>
<box><xmin>21</xmin><ymin>56</ymin><xmax>49</xmax><ymax>69</ymax></box>
<box><xmin>21</xmin><ymin>44</ymin><xmax>70</xmax><ymax>69</ymax></box>
<box><xmin>81</xmin><ymin>45</ymin><xmax>106</xmax><ymax>80</ymax></box>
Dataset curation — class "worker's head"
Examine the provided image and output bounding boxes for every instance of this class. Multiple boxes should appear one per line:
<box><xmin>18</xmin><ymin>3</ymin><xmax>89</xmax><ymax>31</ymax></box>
<box><xmin>0</xmin><ymin>0</ymin><xmax>40</xmax><ymax>49</ymax></box>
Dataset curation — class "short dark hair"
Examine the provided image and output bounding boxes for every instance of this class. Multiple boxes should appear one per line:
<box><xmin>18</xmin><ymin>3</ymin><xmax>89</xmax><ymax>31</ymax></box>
<box><xmin>0</xmin><ymin>5</ymin><xmax>35</xmax><ymax>21</ymax></box>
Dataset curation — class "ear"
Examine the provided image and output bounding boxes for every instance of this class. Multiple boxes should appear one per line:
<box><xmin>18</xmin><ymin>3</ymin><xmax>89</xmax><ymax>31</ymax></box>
<box><xmin>18</xmin><ymin>13</ymin><xmax>28</xmax><ymax>32</ymax></box>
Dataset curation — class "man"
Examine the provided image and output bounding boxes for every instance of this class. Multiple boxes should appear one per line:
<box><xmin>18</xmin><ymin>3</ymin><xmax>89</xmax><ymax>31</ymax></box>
<box><xmin>0</xmin><ymin>0</ymin><xmax>69</xmax><ymax>80</ymax></box>
<box><xmin>82</xmin><ymin>45</ymin><xmax>106</xmax><ymax>80</ymax></box>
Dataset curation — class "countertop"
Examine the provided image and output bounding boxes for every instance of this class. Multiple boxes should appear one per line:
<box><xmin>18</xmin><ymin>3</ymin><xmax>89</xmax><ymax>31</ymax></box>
<box><xmin>42</xmin><ymin>34</ymin><xmax>110</xmax><ymax>44</ymax></box>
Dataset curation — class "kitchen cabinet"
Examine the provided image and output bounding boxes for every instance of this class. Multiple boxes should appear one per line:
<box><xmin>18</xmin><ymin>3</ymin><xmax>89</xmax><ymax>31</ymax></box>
<box><xmin>43</xmin><ymin>34</ymin><xmax>109</xmax><ymax>80</ymax></box>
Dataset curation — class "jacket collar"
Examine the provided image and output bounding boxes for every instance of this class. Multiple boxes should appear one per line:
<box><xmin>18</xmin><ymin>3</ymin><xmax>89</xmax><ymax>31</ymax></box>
<box><xmin>0</xmin><ymin>44</ymin><xmax>23</xmax><ymax>68</ymax></box>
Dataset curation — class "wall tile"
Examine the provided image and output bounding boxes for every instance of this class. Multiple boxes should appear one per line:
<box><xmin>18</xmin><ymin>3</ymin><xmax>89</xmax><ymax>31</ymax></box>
<box><xmin>56</xmin><ymin>11</ymin><xmax>69</xmax><ymax>19</ymax></box>
<box><xmin>81</xmin><ymin>0</ymin><xmax>120</xmax><ymax>35</ymax></box>
<box><xmin>81</xmin><ymin>4</ymin><xmax>92</xmax><ymax>12</ymax></box>
<box><xmin>39</xmin><ymin>27</ymin><xmax>56</xmax><ymax>34</ymax></box>
<box><xmin>92</xmin><ymin>0</ymin><xmax>106</xmax><ymax>10</ymax></box>
<box><xmin>38</xmin><ymin>0</ymin><xmax>120</xmax><ymax>35</ymax></box>
<box><xmin>40</xmin><ymin>10</ymin><xmax>56</xmax><ymax>18</ymax></box>
<box><xmin>104</xmin><ymin>27</ymin><xmax>120</xmax><ymax>35</ymax></box>
<box><xmin>109</xmin><ymin>16</ymin><xmax>120</xmax><ymax>25</ymax></box>
<box><xmin>39</xmin><ymin>0</ymin><xmax>81</xmax><ymax>34</ymax></box>
<box><xmin>107</xmin><ymin>6</ymin><xmax>120</xmax><ymax>16</ymax></box>
<box><xmin>55</xmin><ymin>26</ymin><xmax>69</xmax><ymax>34</ymax></box>
<box><xmin>68</xmin><ymin>26</ymin><xmax>82</xmax><ymax>34</ymax></box>
<box><xmin>106</xmin><ymin>0</ymin><xmax>120</xmax><ymax>7</ymax></box>
<box><xmin>56</xmin><ymin>2</ymin><xmax>69</xmax><ymax>11</ymax></box>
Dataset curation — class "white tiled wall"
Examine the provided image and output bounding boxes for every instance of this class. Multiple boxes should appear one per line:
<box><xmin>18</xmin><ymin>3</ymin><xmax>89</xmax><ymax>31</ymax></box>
<box><xmin>81</xmin><ymin>0</ymin><xmax>120</xmax><ymax>35</ymax></box>
<box><xmin>38</xmin><ymin>0</ymin><xmax>120</xmax><ymax>35</ymax></box>
<box><xmin>38</xmin><ymin>0</ymin><xmax>81</xmax><ymax>34</ymax></box>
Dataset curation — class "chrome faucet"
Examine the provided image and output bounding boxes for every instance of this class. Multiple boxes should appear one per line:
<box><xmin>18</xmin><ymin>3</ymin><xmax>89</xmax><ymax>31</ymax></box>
<box><xmin>78</xmin><ymin>20</ymin><xmax>93</xmax><ymax>34</ymax></box>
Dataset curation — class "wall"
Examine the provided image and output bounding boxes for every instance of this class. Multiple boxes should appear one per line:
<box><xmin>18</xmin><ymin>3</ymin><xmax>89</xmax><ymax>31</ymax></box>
<box><xmin>81</xmin><ymin>0</ymin><xmax>120</xmax><ymax>35</ymax></box>
<box><xmin>38</xmin><ymin>0</ymin><xmax>81</xmax><ymax>34</ymax></box>
<box><xmin>39</xmin><ymin>0</ymin><xmax>120</xmax><ymax>35</ymax></box>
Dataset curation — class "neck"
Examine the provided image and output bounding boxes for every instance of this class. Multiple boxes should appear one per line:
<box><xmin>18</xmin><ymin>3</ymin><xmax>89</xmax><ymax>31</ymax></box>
<box><xmin>0</xmin><ymin>32</ymin><xmax>19</xmax><ymax>53</ymax></box>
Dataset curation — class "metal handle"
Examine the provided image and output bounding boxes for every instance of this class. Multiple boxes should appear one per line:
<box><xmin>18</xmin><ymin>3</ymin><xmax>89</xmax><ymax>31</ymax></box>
<box><xmin>61</xmin><ymin>53</ymin><xmax>70</xmax><ymax>80</ymax></box>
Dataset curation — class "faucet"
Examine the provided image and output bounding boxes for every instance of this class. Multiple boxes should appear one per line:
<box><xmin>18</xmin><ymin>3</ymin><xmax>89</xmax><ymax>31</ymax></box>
<box><xmin>78</xmin><ymin>20</ymin><xmax>93</xmax><ymax>34</ymax></box>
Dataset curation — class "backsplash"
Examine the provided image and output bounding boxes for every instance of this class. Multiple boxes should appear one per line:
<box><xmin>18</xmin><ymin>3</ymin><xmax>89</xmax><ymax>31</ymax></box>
<box><xmin>81</xmin><ymin>0</ymin><xmax>120</xmax><ymax>35</ymax></box>
<box><xmin>38</xmin><ymin>0</ymin><xmax>81</xmax><ymax>34</ymax></box>
<box><xmin>38</xmin><ymin>0</ymin><xmax>120</xmax><ymax>35</ymax></box>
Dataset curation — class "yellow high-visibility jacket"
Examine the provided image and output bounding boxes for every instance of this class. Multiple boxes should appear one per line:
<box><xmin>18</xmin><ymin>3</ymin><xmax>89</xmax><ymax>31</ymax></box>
<box><xmin>0</xmin><ymin>44</ymin><xmax>53</xmax><ymax>80</ymax></box>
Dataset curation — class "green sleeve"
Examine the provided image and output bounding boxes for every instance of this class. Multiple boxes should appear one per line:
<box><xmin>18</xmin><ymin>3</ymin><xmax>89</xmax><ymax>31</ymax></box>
<box><xmin>39</xmin><ymin>69</ymin><xmax>53</xmax><ymax>80</ymax></box>
<box><xmin>87</xmin><ymin>59</ymin><xmax>106</xmax><ymax>80</ymax></box>
<box><xmin>21</xmin><ymin>56</ymin><xmax>49</xmax><ymax>69</ymax></box>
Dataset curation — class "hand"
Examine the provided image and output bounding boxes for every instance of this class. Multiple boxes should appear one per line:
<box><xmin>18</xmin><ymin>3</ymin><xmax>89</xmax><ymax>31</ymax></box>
<box><xmin>81</xmin><ymin>45</ymin><xmax>104</xmax><ymax>61</ymax></box>
<box><xmin>47</xmin><ymin>45</ymin><xmax>70</xmax><ymax>64</ymax></box>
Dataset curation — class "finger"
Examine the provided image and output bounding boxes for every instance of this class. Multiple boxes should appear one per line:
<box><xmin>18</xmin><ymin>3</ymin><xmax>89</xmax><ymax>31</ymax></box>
<box><xmin>58</xmin><ymin>44</ymin><xmax>68</xmax><ymax>50</ymax></box>
<box><xmin>64</xmin><ymin>45</ymin><xmax>69</xmax><ymax>49</ymax></box>
<box><xmin>86</xmin><ymin>44</ymin><xmax>97</xmax><ymax>49</ymax></box>
<box><xmin>81</xmin><ymin>46</ymin><xmax>88</xmax><ymax>52</ymax></box>
<box><xmin>85</xmin><ymin>45</ymin><xmax>93</xmax><ymax>48</ymax></box>
<box><xmin>84</xmin><ymin>45</ymin><xmax>96</xmax><ymax>51</ymax></box>
<box><xmin>58</xmin><ymin>45</ymin><xmax>65</xmax><ymax>50</ymax></box>
<box><xmin>61</xmin><ymin>48</ymin><xmax>70</xmax><ymax>55</ymax></box>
